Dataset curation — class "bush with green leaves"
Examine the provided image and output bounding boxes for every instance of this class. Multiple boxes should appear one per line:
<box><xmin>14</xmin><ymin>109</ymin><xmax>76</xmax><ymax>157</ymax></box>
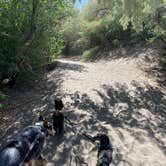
<box><xmin>61</xmin><ymin>14</ymin><xmax>86</xmax><ymax>55</ymax></box>
<box><xmin>0</xmin><ymin>0</ymin><xmax>74</xmax><ymax>84</ymax></box>
<box><xmin>0</xmin><ymin>91</ymin><xmax>7</xmax><ymax>110</ymax></box>
<box><xmin>62</xmin><ymin>0</ymin><xmax>163</xmax><ymax>58</ymax></box>
<box><xmin>82</xmin><ymin>46</ymin><xmax>99</xmax><ymax>60</ymax></box>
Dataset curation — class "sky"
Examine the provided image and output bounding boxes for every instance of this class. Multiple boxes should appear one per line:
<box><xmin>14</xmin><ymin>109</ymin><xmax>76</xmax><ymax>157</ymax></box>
<box><xmin>75</xmin><ymin>0</ymin><xmax>89</xmax><ymax>10</ymax></box>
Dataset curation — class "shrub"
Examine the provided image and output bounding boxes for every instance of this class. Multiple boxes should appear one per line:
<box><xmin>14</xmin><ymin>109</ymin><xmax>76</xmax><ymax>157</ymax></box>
<box><xmin>0</xmin><ymin>1</ymin><xmax>71</xmax><ymax>85</ymax></box>
<box><xmin>0</xmin><ymin>91</ymin><xmax>7</xmax><ymax>110</ymax></box>
<box><xmin>82</xmin><ymin>46</ymin><xmax>99</xmax><ymax>61</ymax></box>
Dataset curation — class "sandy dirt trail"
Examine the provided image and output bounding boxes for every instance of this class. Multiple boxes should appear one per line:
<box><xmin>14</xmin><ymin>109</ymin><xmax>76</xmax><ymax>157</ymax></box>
<box><xmin>0</xmin><ymin>47</ymin><xmax>166</xmax><ymax>166</ymax></box>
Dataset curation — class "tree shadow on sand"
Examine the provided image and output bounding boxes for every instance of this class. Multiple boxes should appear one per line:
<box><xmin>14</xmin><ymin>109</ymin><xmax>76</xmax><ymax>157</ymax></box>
<box><xmin>0</xmin><ymin>59</ymin><xmax>166</xmax><ymax>165</ymax></box>
<box><xmin>60</xmin><ymin>82</ymin><xmax>166</xmax><ymax>165</ymax></box>
<box><xmin>41</xmin><ymin>81</ymin><xmax>166</xmax><ymax>165</ymax></box>
<box><xmin>0</xmin><ymin>61</ymin><xmax>86</xmax><ymax>146</ymax></box>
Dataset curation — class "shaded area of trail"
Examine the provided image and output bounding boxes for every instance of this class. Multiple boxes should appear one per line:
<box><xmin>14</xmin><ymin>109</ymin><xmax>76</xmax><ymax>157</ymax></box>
<box><xmin>0</xmin><ymin>46</ymin><xmax>166</xmax><ymax>166</ymax></box>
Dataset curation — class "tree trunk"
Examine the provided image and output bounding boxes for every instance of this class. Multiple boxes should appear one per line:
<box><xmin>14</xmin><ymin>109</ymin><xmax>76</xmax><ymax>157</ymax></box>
<box><xmin>27</xmin><ymin>0</ymin><xmax>38</xmax><ymax>42</ymax></box>
<box><xmin>20</xmin><ymin>0</ymin><xmax>38</xmax><ymax>69</ymax></box>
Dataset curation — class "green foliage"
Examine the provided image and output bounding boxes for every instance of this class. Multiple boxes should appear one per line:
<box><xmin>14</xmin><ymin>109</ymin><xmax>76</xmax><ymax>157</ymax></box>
<box><xmin>0</xmin><ymin>104</ymin><xmax>3</xmax><ymax>110</ymax></box>
<box><xmin>101</xmin><ymin>0</ymin><xmax>165</xmax><ymax>32</ymax></box>
<box><xmin>80</xmin><ymin>16</ymin><xmax>124</xmax><ymax>49</ymax></box>
<box><xmin>0</xmin><ymin>92</ymin><xmax>6</xmax><ymax>101</ymax></box>
<box><xmin>61</xmin><ymin>15</ymin><xmax>86</xmax><ymax>55</ymax></box>
<box><xmin>0</xmin><ymin>0</ymin><xmax>74</xmax><ymax>84</ymax></box>
<box><xmin>0</xmin><ymin>91</ymin><xmax>7</xmax><ymax>110</ymax></box>
<box><xmin>61</xmin><ymin>0</ymin><xmax>165</xmax><ymax>57</ymax></box>
<box><xmin>82</xmin><ymin>46</ymin><xmax>99</xmax><ymax>60</ymax></box>
<box><xmin>50</xmin><ymin>35</ymin><xmax>64</xmax><ymax>60</ymax></box>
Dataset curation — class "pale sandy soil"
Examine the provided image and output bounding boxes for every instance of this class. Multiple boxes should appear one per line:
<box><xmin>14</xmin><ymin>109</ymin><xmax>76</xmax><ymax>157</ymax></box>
<box><xmin>0</xmin><ymin>46</ymin><xmax>165</xmax><ymax>166</ymax></box>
